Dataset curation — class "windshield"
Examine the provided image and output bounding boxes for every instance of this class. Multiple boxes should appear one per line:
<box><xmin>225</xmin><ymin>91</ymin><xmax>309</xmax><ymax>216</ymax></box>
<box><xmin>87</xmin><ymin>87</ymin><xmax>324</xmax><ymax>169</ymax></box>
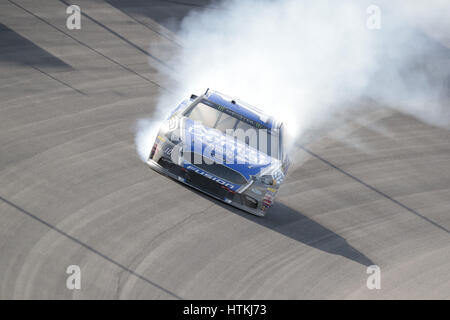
<box><xmin>184</xmin><ymin>99</ymin><xmax>281</xmax><ymax>159</ymax></box>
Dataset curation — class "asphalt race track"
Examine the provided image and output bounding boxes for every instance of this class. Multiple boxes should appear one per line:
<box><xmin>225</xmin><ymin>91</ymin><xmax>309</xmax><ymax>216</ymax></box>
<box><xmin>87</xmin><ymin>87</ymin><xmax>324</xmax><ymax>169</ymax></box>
<box><xmin>0</xmin><ymin>0</ymin><xmax>449</xmax><ymax>299</ymax></box>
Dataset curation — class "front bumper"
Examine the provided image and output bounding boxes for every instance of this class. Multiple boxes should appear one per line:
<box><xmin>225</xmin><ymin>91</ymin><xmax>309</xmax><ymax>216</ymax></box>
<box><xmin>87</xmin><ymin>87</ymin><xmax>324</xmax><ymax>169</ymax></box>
<box><xmin>146</xmin><ymin>158</ymin><xmax>268</xmax><ymax>217</ymax></box>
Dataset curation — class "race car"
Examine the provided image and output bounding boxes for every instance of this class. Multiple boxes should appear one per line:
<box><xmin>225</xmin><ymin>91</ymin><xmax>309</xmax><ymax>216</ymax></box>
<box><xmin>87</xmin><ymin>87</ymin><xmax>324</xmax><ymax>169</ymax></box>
<box><xmin>147</xmin><ymin>89</ymin><xmax>290</xmax><ymax>216</ymax></box>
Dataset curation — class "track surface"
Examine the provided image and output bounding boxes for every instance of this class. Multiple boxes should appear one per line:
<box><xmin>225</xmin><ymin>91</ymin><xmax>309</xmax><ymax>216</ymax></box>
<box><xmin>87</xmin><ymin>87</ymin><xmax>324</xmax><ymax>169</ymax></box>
<box><xmin>0</xmin><ymin>0</ymin><xmax>449</xmax><ymax>299</ymax></box>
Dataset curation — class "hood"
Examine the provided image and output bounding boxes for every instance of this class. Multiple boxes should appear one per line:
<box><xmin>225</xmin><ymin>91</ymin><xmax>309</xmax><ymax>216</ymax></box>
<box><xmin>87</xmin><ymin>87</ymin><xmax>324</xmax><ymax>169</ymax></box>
<box><xmin>180</xmin><ymin>118</ymin><xmax>279</xmax><ymax>182</ymax></box>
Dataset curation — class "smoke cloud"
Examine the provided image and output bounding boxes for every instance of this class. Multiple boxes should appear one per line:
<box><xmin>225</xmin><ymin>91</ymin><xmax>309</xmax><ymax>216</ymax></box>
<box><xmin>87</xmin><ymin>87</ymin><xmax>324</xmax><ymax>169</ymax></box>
<box><xmin>136</xmin><ymin>0</ymin><xmax>449</xmax><ymax>161</ymax></box>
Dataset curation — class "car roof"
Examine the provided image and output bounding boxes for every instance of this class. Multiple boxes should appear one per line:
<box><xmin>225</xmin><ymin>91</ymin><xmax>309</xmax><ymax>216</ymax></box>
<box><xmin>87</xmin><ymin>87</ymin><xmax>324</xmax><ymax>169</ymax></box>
<box><xmin>205</xmin><ymin>90</ymin><xmax>280</xmax><ymax>130</ymax></box>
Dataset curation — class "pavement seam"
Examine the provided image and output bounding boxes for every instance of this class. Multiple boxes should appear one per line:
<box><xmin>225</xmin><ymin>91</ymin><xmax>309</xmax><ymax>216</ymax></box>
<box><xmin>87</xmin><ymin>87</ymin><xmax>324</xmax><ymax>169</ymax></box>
<box><xmin>7</xmin><ymin>0</ymin><xmax>172</xmax><ymax>93</ymax></box>
<box><xmin>0</xmin><ymin>195</ymin><xmax>183</xmax><ymax>300</ymax></box>
<box><xmin>300</xmin><ymin>146</ymin><xmax>450</xmax><ymax>235</ymax></box>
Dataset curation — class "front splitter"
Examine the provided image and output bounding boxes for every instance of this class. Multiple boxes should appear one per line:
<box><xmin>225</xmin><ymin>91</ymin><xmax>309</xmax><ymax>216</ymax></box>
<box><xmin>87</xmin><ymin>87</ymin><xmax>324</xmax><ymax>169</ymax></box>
<box><xmin>146</xmin><ymin>159</ymin><xmax>266</xmax><ymax>217</ymax></box>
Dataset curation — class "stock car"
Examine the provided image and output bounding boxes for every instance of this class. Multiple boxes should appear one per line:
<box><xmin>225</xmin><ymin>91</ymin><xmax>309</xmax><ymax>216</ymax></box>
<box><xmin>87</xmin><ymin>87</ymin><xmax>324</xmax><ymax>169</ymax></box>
<box><xmin>147</xmin><ymin>89</ymin><xmax>290</xmax><ymax>216</ymax></box>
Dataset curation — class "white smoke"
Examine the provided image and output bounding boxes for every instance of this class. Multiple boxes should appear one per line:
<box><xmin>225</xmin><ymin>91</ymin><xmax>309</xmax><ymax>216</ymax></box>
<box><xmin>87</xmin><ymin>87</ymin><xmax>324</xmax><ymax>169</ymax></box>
<box><xmin>134</xmin><ymin>118</ymin><xmax>161</xmax><ymax>161</ymax></box>
<box><xmin>366</xmin><ymin>0</ymin><xmax>450</xmax><ymax>128</ymax></box>
<box><xmin>136</xmin><ymin>0</ymin><xmax>449</xmax><ymax>161</ymax></box>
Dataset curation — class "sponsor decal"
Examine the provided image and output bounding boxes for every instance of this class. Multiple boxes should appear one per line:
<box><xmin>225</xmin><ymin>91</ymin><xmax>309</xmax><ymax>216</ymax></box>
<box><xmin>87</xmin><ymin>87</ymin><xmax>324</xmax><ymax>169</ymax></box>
<box><xmin>186</xmin><ymin>165</ymin><xmax>238</xmax><ymax>190</ymax></box>
<box><xmin>264</xmin><ymin>194</ymin><xmax>274</xmax><ymax>201</ymax></box>
<box><xmin>273</xmin><ymin>170</ymin><xmax>284</xmax><ymax>184</ymax></box>
<box><xmin>263</xmin><ymin>192</ymin><xmax>274</xmax><ymax>208</ymax></box>
<box><xmin>202</xmin><ymin>99</ymin><xmax>268</xmax><ymax>130</ymax></box>
<box><xmin>251</xmin><ymin>188</ymin><xmax>262</xmax><ymax>195</ymax></box>
<box><xmin>164</xmin><ymin>146</ymin><xmax>173</xmax><ymax>156</ymax></box>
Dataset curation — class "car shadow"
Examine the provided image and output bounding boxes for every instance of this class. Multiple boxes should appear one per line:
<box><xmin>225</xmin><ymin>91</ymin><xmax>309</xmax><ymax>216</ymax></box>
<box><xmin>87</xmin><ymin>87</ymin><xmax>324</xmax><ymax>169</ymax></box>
<box><xmin>171</xmin><ymin>176</ymin><xmax>375</xmax><ymax>267</ymax></box>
